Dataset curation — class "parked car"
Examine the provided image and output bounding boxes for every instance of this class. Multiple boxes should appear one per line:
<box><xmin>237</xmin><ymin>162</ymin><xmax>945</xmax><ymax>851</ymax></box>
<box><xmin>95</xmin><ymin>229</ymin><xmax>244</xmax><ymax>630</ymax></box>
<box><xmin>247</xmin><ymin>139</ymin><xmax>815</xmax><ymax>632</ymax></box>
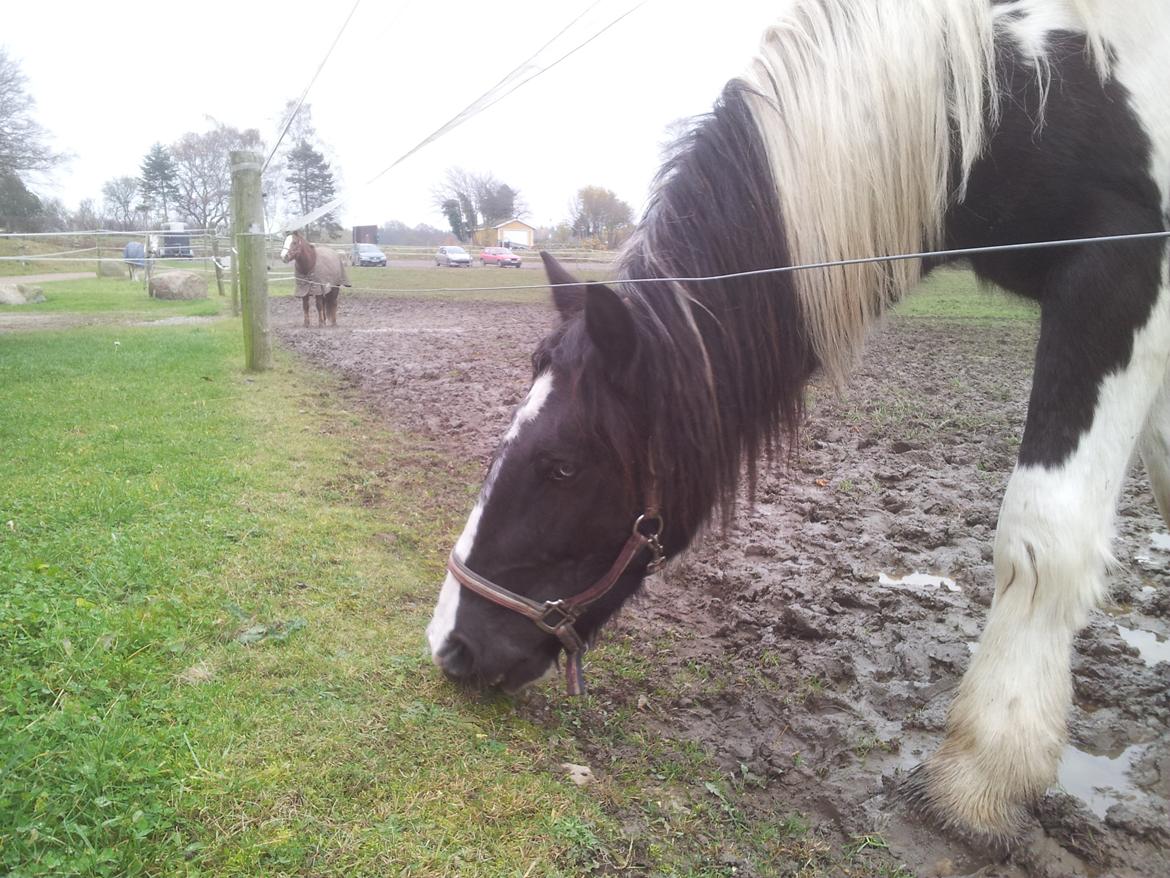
<box><xmin>435</xmin><ymin>245</ymin><xmax>471</xmax><ymax>267</ymax></box>
<box><xmin>352</xmin><ymin>242</ymin><xmax>387</xmax><ymax>267</ymax></box>
<box><xmin>480</xmin><ymin>246</ymin><xmax>521</xmax><ymax>268</ymax></box>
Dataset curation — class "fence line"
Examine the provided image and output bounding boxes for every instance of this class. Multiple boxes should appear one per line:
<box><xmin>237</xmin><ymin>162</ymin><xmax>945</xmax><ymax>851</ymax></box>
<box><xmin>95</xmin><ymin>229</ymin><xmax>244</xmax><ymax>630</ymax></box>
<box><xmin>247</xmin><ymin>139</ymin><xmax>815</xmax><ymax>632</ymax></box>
<box><xmin>0</xmin><ymin>228</ymin><xmax>221</xmax><ymax>238</ymax></box>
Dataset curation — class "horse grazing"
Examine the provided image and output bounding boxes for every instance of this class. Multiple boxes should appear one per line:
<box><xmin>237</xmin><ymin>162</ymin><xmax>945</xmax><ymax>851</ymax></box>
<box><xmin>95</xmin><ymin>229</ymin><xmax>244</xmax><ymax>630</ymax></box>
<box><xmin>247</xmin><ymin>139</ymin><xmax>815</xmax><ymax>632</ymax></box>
<box><xmin>427</xmin><ymin>0</ymin><xmax>1170</xmax><ymax>839</ymax></box>
<box><xmin>281</xmin><ymin>231</ymin><xmax>350</xmax><ymax>327</ymax></box>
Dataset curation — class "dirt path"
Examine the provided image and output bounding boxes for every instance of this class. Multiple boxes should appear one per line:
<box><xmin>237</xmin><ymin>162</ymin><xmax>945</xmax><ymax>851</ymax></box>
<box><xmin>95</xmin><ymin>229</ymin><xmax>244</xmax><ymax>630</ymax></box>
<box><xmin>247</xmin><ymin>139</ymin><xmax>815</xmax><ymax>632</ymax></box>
<box><xmin>277</xmin><ymin>296</ymin><xmax>1169</xmax><ymax>878</ymax></box>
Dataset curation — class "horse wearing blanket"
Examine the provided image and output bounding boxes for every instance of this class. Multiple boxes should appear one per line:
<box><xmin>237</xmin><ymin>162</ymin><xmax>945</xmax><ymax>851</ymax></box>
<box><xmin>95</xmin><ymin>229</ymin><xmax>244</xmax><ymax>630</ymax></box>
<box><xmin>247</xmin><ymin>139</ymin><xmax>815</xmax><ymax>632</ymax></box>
<box><xmin>281</xmin><ymin>231</ymin><xmax>349</xmax><ymax>327</ymax></box>
<box><xmin>427</xmin><ymin>0</ymin><xmax>1170</xmax><ymax>838</ymax></box>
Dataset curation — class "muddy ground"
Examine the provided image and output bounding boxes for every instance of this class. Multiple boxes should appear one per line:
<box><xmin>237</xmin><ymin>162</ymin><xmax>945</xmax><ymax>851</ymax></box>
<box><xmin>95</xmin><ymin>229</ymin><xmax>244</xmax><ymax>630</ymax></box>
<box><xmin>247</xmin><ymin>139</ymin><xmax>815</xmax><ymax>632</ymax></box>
<box><xmin>277</xmin><ymin>294</ymin><xmax>1169</xmax><ymax>878</ymax></box>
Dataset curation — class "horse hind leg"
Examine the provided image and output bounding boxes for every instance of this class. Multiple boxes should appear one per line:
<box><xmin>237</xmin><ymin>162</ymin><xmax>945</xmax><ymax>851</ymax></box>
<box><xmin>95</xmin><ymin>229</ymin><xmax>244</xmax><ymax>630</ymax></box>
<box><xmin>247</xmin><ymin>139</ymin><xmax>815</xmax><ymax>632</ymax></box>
<box><xmin>325</xmin><ymin>287</ymin><xmax>339</xmax><ymax>326</ymax></box>
<box><xmin>315</xmin><ymin>294</ymin><xmax>326</xmax><ymax>327</ymax></box>
<box><xmin>905</xmin><ymin>251</ymin><xmax>1170</xmax><ymax>838</ymax></box>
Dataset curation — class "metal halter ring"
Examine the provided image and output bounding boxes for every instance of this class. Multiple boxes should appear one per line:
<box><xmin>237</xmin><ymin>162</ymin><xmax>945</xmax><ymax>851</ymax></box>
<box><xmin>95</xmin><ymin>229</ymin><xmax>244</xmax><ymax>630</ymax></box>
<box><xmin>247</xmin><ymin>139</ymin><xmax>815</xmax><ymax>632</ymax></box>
<box><xmin>634</xmin><ymin>513</ymin><xmax>663</xmax><ymax>540</ymax></box>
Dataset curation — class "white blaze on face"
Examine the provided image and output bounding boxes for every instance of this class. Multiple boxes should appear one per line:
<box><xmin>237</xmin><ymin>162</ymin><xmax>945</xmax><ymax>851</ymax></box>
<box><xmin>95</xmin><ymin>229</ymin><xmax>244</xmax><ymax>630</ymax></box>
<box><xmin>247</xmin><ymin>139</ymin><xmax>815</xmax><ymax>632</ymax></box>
<box><xmin>280</xmin><ymin>235</ymin><xmax>294</xmax><ymax>261</ymax></box>
<box><xmin>426</xmin><ymin>372</ymin><xmax>555</xmax><ymax>660</ymax></box>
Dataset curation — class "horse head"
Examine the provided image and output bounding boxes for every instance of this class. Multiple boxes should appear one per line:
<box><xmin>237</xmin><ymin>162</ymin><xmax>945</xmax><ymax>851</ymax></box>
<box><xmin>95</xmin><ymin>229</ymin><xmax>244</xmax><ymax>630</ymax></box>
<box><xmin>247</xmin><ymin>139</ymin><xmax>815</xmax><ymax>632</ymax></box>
<box><xmin>426</xmin><ymin>252</ymin><xmax>686</xmax><ymax>693</ymax></box>
<box><xmin>280</xmin><ymin>230</ymin><xmax>310</xmax><ymax>266</ymax></box>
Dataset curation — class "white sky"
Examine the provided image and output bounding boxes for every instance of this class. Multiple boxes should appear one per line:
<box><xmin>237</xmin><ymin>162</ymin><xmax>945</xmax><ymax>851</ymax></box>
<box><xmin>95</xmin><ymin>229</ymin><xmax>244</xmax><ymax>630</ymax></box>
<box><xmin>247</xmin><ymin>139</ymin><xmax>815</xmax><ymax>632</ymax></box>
<box><xmin>5</xmin><ymin>0</ymin><xmax>784</xmax><ymax>230</ymax></box>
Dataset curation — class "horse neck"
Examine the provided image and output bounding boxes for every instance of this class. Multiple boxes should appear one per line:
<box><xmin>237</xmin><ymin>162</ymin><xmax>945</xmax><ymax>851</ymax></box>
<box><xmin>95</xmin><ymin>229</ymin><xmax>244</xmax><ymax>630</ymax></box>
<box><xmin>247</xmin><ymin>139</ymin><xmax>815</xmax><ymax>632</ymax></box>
<box><xmin>612</xmin><ymin>91</ymin><xmax>816</xmax><ymax>540</ymax></box>
<box><xmin>295</xmin><ymin>242</ymin><xmax>317</xmax><ymax>276</ymax></box>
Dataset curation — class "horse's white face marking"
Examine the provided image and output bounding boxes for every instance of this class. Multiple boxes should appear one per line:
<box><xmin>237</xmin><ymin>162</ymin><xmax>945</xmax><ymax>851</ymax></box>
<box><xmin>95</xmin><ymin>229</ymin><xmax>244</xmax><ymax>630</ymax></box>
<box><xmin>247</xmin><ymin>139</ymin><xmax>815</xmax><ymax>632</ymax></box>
<box><xmin>280</xmin><ymin>235</ymin><xmax>294</xmax><ymax>261</ymax></box>
<box><xmin>426</xmin><ymin>372</ymin><xmax>555</xmax><ymax>661</ymax></box>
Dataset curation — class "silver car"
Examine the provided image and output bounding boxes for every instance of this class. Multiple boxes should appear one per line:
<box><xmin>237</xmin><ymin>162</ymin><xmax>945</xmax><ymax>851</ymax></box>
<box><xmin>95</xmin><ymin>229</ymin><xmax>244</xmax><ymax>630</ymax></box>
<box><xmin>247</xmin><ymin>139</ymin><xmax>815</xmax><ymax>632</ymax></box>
<box><xmin>435</xmin><ymin>245</ymin><xmax>472</xmax><ymax>267</ymax></box>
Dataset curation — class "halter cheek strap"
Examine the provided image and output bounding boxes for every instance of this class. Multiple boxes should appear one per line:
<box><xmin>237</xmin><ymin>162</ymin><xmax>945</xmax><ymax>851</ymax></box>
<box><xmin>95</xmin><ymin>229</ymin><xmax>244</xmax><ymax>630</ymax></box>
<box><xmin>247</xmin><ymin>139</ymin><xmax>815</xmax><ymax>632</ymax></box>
<box><xmin>445</xmin><ymin>509</ymin><xmax>665</xmax><ymax>696</ymax></box>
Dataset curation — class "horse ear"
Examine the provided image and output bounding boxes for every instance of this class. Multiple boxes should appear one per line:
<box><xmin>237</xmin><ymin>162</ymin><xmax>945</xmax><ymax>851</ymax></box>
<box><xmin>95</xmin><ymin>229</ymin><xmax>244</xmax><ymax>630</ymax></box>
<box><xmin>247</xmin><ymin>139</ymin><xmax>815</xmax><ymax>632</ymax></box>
<box><xmin>585</xmin><ymin>283</ymin><xmax>637</xmax><ymax>370</ymax></box>
<box><xmin>541</xmin><ymin>251</ymin><xmax>585</xmax><ymax>319</ymax></box>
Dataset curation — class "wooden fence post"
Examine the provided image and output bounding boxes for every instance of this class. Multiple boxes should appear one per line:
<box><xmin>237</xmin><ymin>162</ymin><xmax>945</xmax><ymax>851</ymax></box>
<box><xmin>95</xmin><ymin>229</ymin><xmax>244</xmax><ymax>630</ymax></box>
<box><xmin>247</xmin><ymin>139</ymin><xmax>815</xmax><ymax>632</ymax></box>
<box><xmin>211</xmin><ymin>233</ymin><xmax>226</xmax><ymax>297</ymax></box>
<box><xmin>230</xmin><ymin>151</ymin><xmax>271</xmax><ymax>371</ymax></box>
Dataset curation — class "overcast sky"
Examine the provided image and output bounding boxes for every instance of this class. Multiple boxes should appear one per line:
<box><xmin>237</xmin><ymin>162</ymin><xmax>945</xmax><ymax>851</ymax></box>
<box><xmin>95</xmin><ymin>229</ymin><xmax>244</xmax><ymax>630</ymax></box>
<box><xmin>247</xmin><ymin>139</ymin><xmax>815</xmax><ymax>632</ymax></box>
<box><xmin>6</xmin><ymin>0</ymin><xmax>784</xmax><ymax>231</ymax></box>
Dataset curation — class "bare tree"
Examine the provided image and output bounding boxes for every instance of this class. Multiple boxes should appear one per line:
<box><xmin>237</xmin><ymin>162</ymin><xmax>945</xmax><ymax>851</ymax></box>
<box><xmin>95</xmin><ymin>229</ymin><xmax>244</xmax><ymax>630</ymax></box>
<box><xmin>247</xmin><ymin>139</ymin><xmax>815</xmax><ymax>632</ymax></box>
<box><xmin>101</xmin><ymin>176</ymin><xmax>139</xmax><ymax>229</ymax></box>
<box><xmin>0</xmin><ymin>47</ymin><xmax>62</xmax><ymax>181</ymax></box>
<box><xmin>432</xmin><ymin>167</ymin><xmax>527</xmax><ymax>240</ymax></box>
<box><xmin>171</xmin><ymin>122</ymin><xmax>264</xmax><ymax>231</ymax></box>
<box><xmin>70</xmin><ymin>198</ymin><xmax>104</xmax><ymax>231</ymax></box>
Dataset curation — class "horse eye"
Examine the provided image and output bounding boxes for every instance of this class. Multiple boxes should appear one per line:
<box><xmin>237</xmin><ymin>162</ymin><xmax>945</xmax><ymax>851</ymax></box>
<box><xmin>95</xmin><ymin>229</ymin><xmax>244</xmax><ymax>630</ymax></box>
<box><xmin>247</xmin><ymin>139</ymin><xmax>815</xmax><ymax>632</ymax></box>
<box><xmin>550</xmin><ymin>462</ymin><xmax>577</xmax><ymax>481</ymax></box>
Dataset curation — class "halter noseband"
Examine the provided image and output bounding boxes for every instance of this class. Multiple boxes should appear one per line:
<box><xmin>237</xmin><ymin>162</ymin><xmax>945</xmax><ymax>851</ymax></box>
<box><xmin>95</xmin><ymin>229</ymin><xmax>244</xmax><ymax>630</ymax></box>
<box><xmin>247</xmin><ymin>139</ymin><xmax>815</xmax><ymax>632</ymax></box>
<box><xmin>445</xmin><ymin>507</ymin><xmax>665</xmax><ymax>696</ymax></box>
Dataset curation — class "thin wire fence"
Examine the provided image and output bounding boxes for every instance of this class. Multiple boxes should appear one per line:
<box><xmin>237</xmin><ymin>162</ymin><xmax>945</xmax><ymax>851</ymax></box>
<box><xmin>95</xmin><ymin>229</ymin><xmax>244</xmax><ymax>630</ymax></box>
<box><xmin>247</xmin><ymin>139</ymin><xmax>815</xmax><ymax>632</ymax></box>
<box><xmin>265</xmin><ymin>229</ymin><xmax>1170</xmax><ymax>296</ymax></box>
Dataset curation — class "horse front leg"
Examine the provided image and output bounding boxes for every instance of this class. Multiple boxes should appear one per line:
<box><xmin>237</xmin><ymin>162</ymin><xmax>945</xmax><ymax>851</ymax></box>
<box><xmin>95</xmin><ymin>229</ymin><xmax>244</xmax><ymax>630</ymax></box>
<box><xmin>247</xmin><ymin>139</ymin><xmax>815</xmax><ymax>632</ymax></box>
<box><xmin>302</xmin><ymin>295</ymin><xmax>311</xmax><ymax>328</ymax></box>
<box><xmin>315</xmin><ymin>295</ymin><xmax>325</xmax><ymax>327</ymax></box>
<box><xmin>907</xmin><ymin>254</ymin><xmax>1170</xmax><ymax>837</ymax></box>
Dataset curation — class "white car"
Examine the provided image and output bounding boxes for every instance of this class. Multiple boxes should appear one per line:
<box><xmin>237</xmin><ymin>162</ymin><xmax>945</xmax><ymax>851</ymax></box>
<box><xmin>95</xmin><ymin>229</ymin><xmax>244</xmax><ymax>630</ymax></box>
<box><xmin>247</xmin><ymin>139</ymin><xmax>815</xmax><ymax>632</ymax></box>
<box><xmin>435</xmin><ymin>246</ymin><xmax>472</xmax><ymax>267</ymax></box>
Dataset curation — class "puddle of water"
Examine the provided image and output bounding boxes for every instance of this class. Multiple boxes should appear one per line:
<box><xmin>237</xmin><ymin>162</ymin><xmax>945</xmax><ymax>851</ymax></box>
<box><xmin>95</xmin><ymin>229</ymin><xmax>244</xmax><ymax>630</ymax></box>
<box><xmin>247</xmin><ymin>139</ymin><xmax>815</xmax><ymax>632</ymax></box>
<box><xmin>877</xmin><ymin>571</ymin><xmax>960</xmax><ymax>592</ymax></box>
<box><xmin>1136</xmin><ymin>532</ymin><xmax>1170</xmax><ymax>566</ymax></box>
<box><xmin>1117</xmin><ymin>624</ymin><xmax>1170</xmax><ymax>667</ymax></box>
<box><xmin>1057</xmin><ymin>744</ymin><xmax>1148</xmax><ymax>819</ymax></box>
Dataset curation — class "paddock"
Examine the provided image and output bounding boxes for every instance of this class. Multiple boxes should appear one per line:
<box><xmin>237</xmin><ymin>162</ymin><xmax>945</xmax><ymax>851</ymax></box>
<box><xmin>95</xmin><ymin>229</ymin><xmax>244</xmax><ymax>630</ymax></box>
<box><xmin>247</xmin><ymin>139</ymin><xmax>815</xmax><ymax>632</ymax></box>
<box><xmin>277</xmin><ymin>267</ymin><xmax>1170</xmax><ymax>877</ymax></box>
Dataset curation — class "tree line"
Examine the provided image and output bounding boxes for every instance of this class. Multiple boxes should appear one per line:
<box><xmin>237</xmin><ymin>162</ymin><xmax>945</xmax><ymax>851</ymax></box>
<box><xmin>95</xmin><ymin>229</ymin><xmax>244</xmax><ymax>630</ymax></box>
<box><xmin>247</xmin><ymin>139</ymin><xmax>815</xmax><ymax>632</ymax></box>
<box><xmin>2</xmin><ymin>46</ymin><xmax>638</xmax><ymax>249</ymax></box>
<box><xmin>0</xmin><ymin>48</ymin><xmax>344</xmax><ymax>238</ymax></box>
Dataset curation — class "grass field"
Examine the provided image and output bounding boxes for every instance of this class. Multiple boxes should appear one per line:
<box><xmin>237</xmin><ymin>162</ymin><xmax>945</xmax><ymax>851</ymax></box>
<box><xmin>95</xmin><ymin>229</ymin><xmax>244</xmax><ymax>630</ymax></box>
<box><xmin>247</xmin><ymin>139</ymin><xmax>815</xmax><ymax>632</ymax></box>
<box><xmin>894</xmin><ymin>265</ymin><xmax>1038</xmax><ymax>321</ymax></box>
<box><xmin>0</xmin><ymin>269</ymin><xmax>1036</xmax><ymax>876</ymax></box>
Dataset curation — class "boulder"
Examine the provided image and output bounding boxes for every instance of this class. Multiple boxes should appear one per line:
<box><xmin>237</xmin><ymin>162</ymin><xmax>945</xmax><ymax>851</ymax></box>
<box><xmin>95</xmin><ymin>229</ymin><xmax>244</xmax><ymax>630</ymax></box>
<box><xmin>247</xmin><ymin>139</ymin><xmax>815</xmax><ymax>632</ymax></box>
<box><xmin>98</xmin><ymin>260</ymin><xmax>126</xmax><ymax>278</ymax></box>
<box><xmin>149</xmin><ymin>270</ymin><xmax>208</xmax><ymax>300</ymax></box>
<box><xmin>0</xmin><ymin>283</ymin><xmax>45</xmax><ymax>305</ymax></box>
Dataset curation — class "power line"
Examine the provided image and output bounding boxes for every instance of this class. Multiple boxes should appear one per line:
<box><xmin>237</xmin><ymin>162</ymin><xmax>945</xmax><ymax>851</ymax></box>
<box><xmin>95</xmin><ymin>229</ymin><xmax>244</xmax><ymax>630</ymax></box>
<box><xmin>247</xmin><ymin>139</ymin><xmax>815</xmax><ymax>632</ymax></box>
<box><xmin>262</xmin><ymin>0</ymin><xmax>363</xmax><ymax>175</ymax></box>
<box><xmin>282</xmin><ymin>0</ymin><xmax>647</xmax><ymax>233</ymax></box>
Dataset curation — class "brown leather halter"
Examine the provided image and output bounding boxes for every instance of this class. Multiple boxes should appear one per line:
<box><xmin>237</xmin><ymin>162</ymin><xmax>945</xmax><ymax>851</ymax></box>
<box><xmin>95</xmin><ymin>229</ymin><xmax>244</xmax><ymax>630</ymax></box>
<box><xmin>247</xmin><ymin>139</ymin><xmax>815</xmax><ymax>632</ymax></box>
<box><xmin>445</xmin><ymin>507</ymin><xmax>665</xmax><ymax>695</ymax></box>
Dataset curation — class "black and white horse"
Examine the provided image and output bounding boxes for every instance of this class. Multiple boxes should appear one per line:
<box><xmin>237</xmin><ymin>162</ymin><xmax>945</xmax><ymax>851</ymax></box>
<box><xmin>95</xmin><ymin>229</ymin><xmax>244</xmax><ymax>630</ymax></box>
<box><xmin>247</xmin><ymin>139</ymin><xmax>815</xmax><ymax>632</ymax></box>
<box><xmin>427</xmin><ymin>0</ymin><xmax>1169</xmax><ymax>837</ymax></box>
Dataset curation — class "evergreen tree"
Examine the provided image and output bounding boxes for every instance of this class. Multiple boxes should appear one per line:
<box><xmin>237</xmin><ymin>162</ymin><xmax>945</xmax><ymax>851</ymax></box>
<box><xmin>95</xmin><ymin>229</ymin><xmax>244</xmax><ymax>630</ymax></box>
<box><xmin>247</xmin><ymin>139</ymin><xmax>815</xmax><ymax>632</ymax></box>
<box><xmin>139</xmin><ymin>143</ymin><xmax>179</xmax><ymax>223</ymax></box>
<box><xmin>0</xmin><ymin>170</ymin><xmax>43</xmax><ymax>231</ymax></box>
<box><xmin>440</xmin><ymin>198</ymin><xmax>467</xmax><ymax>242</ymax></box>
<box><xmin>284</xmin><ymin>140</ymin><xmax>341</xmax><ymax>239</ymax></box>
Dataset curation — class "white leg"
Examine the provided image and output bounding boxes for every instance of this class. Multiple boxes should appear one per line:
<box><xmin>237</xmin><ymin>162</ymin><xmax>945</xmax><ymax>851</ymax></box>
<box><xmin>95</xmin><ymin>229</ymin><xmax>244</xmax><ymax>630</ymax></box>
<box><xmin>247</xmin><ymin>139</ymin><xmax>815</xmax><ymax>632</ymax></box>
<box><xmin>909</xmin><ymin>280</ymin><xmax>1170</xmax><ymax>835</ymax></box>
<box><xmin>1139</xmin><ymin>375</ymin><xmax>1170</xmax><ymax>529</ymax></box>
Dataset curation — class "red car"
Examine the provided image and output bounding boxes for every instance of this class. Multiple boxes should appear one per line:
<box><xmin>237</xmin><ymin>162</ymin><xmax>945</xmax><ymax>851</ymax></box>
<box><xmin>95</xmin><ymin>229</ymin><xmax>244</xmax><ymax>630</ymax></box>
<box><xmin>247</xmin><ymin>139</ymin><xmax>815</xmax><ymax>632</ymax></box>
<box><xmin>480</xmin><ymin>247</ymin><xmax>522</xmax><ymax>268</ymax></box>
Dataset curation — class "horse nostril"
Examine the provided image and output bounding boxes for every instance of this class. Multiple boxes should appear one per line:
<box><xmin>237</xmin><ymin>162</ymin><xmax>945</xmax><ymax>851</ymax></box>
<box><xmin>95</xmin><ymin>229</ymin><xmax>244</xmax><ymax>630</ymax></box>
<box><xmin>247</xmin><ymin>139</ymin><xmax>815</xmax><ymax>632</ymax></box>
<box><xmin>436</xmin><ymin>634</ymin><xmax>475</xmax><ymax>680</ymax></box>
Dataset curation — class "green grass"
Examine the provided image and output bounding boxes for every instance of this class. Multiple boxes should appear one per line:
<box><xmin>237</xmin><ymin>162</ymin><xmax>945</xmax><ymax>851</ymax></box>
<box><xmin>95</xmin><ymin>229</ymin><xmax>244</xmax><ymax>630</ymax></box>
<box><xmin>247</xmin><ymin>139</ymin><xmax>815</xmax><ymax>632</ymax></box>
<box><xmin>3</xmin><ymin>277</ymin><xmax>227</xmax><ymax>318</ymax></box>
<box><xmin>0</xmin><ymin>278</ymin><xmax>933</xmax><ymax>877</ymax></box>
<box><xmin>0</xmin><ymin>320</ymin><xmax>621</xmax><ymax>876</ymax></box>
<box><xmin>894</xmin><ymin>266</ymin><xmax>1039</xmax><ymax>321</ymax></box>
<box><xmin>0</xmin><ymin>237</ymin><xmax>97</xmax><ymax>277</ymax></box>
<box><xmin>327</xmin><ymin>264</ymin><xmax>611</xmax><ymax>305</ymax></box>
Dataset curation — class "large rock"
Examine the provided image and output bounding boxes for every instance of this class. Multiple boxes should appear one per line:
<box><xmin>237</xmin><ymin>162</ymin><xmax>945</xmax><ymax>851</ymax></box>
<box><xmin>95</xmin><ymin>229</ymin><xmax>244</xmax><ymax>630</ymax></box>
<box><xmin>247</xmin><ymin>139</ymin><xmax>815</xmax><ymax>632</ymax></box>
<box><xmin>149</xmin><ymin>270</ymin><xmax>208</xmax><ymax>300</ymax></box>
<box><xmin>0</xmin><ymin>283</ymin><xmax>46</xmax><ymax>305</ymax></box>
<box><xmin>98</xmin><ymin>260</ymin><xmax>126</xmax><ymax>278</ymax></box>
